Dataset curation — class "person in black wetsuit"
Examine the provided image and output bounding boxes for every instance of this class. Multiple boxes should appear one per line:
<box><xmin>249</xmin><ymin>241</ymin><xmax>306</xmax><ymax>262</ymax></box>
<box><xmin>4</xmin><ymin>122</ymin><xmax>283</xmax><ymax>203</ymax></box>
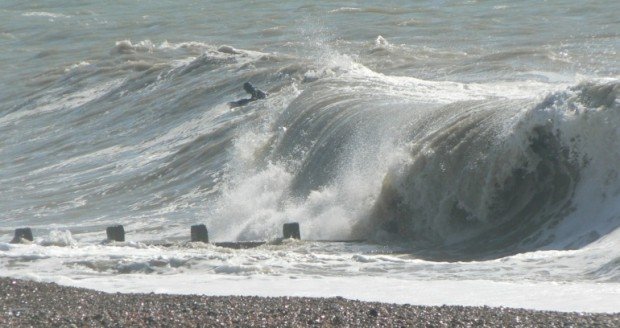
<box><xmin>229</xmin><ymin>82</ymin><xmax>267</xmax><ymax>108</ymax></box>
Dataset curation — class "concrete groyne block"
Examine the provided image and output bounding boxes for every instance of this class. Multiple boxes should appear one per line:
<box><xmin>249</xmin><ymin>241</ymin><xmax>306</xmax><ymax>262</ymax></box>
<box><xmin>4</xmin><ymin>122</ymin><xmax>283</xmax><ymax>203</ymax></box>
<box><xmin>191</xmin><ymin>224</ymin><xmax>209</xmax><ymax>243</ymax></box>
<box><xmin>106</xmin><ymin>225</ymin><xmax>125</xmax><ymax>242</ymax></box>
<box><xmin>10</xmin><ymin>228</ymin><xmax>33</xmax><ymax>244</ymax></box>
<box><xmin>214</xmin><ymin>241</ymin><xmax>266</xmax><ymax>249</ymax></box>
<box><xmin>283</xmin><ymin>222</ymin><xmax>300</xmax><ymax>239</ymax></box>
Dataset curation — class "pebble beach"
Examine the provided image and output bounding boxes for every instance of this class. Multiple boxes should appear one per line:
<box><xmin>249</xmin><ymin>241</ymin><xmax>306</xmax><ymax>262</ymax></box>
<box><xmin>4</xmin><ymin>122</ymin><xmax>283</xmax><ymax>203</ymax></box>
<box><xmin>1</xmin><ymin>277</ymin><xmax>618</xmax><ymax>327</ymax></box>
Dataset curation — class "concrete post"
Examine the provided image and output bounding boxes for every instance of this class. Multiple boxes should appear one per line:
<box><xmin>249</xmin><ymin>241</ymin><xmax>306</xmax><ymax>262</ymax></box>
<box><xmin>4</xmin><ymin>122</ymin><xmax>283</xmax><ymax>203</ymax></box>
<box><xmin>191</xmin><ymin>224</ymin><xmax>209</xmax><ymax>243</ymax></box>
<box><xmin>106</xmin><ymin>225</ymin><xmax>125</xmax><ymax>242</ymax></box>
<box><xmin>10</xmin><ymin>228</ymin><xmax>33</xmax><ymax>243</ymax></box>
<box><xmin>283</xmin><ymin>222</ymin><xmax>300</xmax><ymax>239</ymax></box>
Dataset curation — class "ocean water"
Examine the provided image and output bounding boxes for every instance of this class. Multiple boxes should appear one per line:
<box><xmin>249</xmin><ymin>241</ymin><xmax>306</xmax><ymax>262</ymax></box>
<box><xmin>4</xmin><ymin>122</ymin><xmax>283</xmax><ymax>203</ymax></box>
<box><xmin>1</xmin><ymin>0</ymin><xmax>619</xmax><ymax>312</ymax></box>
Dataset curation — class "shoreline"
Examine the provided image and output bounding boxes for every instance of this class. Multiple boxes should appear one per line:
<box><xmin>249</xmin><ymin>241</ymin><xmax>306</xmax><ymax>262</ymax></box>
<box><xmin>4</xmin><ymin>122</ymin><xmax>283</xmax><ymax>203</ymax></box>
<box><xmin>1</xmin><ymin>277</ymin><xmax>618</xmax><ymax>327</ymax></box>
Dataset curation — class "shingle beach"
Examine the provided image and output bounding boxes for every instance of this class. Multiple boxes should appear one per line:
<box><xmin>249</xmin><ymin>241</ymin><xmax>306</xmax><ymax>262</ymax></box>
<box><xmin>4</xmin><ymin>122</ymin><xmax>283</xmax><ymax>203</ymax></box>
<box><xmin>1</xmin><ymin>277</ymin><xmax>617</xmax><ymax>327</ymax></box>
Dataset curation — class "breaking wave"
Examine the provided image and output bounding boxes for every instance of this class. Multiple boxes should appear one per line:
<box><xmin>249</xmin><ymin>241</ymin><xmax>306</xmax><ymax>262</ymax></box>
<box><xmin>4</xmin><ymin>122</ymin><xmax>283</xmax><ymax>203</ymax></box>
<box><xmin>1</xmin><ymin>39</ymin><xmax>618</xmax><ymax>262</ymax></box>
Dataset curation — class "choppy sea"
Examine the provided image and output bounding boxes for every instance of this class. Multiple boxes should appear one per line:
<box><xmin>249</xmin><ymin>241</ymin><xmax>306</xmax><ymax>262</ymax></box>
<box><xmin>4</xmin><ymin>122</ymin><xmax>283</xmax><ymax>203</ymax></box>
<box><xmin>1</xmin><ymin>0</ymin><xmax>619</xmax><ymax>312</ymax></box>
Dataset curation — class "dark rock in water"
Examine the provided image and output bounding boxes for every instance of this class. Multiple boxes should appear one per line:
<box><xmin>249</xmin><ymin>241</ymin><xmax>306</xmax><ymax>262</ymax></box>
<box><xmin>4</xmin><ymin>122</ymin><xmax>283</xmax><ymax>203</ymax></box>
<box><xmin>106</xmin><ymin>225</ymin><xmax>125</xmax><ymax>242</ymax></box>
<box><xmin>213</xmin><ymin>241</ymin><xmax>266</xmax><ymax>249</ymax></box>
<box><xmin>10</xmin><ymin>228</ymin><xmax>33</xmax><ymax>243</ymax></box>
<box><xmin>283</xmin><ymin>222</ymin><xmax>301</xmax><ymax>239</ymax></box>
<box><xmin>191</xmin><ymin>224</ymin><xmax>209</xmax><ymax>243</ymax></box>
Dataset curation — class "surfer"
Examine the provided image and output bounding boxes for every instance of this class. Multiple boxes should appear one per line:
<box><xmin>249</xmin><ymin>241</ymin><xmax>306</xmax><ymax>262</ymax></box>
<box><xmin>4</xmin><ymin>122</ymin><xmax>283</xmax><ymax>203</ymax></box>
<box><xmin>229</xmin><ymin>82</ymin><xmax>267</xmax><ymax>108</ymax></box>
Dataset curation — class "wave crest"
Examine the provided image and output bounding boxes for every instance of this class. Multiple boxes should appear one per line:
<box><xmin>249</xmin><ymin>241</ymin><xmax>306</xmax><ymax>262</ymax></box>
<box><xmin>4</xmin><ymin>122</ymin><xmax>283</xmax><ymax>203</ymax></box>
<box><xmin>365</xmin><ymin>81</ymin><xmax>619</xmax><ymax>260</ymax></box>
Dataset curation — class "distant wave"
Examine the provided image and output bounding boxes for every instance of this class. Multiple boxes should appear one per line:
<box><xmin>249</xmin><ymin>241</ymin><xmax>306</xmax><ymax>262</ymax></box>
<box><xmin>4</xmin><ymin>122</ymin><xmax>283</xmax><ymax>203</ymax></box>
<box><xmin>328</xmin><ymin>7</ymin><xmax>411</xmax><ymax>15</ymax></box>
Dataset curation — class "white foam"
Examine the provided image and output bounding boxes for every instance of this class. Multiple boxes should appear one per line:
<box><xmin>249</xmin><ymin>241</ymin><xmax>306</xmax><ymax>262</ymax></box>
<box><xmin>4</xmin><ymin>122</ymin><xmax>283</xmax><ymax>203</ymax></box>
<box><xmin>211</xmin><ymin>164</ymin><xmax>293</xmax><ymax>241</ymax></box>
<box><xmin>33</xmin><ymin>274</ymin><xmax>620</xmax><ymax>313</ymax></box>
<box><xmin>113</xmin><ymin>39</ymin><xmax>214</xmax><ymax>55</ymax></box>
<box><xmin>1</xmin><ymin>236</ymin><xmax>618</xmax><ymax>313</ymax></box>
<box><xmin>374</xmin><ymin>35</ymin><xmax>389</xmax><ymax>47</ymax></box>
<box><xmin>39</xmin><ymin>230</ymin><xmax>77</xmax><ymax>247</ymax></box>
<box><xmin>299</xmin><ymin>38</ymin><xmax>567</xmax><ymax>104</ymax></box>
<box><xmin>64</xmin><ymin>61</ymin><xmax>91</xmax><ymax>73</ymax></box>
<box><xmin>112</xmin><ymin>39</ymin><xmax>155</xmax><ymax>54</ymax></box>
<box><xmin>328</xmin><ymin>7</ymin><xmax>363</xmax><ymax>14</ymax></box>
<box><xmin>22</xmin><ymin>12</ymin><xmax>71</xmax><ymax>19</ymax></box>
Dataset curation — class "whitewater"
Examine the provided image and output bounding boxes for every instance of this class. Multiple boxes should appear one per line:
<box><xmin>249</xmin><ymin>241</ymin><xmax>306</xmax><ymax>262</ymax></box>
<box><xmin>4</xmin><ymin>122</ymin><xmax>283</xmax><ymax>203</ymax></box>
<box><xmin>1</xmin><ymin>0</ymin><xmax>619</xmax><ymax>313</ymax></box>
